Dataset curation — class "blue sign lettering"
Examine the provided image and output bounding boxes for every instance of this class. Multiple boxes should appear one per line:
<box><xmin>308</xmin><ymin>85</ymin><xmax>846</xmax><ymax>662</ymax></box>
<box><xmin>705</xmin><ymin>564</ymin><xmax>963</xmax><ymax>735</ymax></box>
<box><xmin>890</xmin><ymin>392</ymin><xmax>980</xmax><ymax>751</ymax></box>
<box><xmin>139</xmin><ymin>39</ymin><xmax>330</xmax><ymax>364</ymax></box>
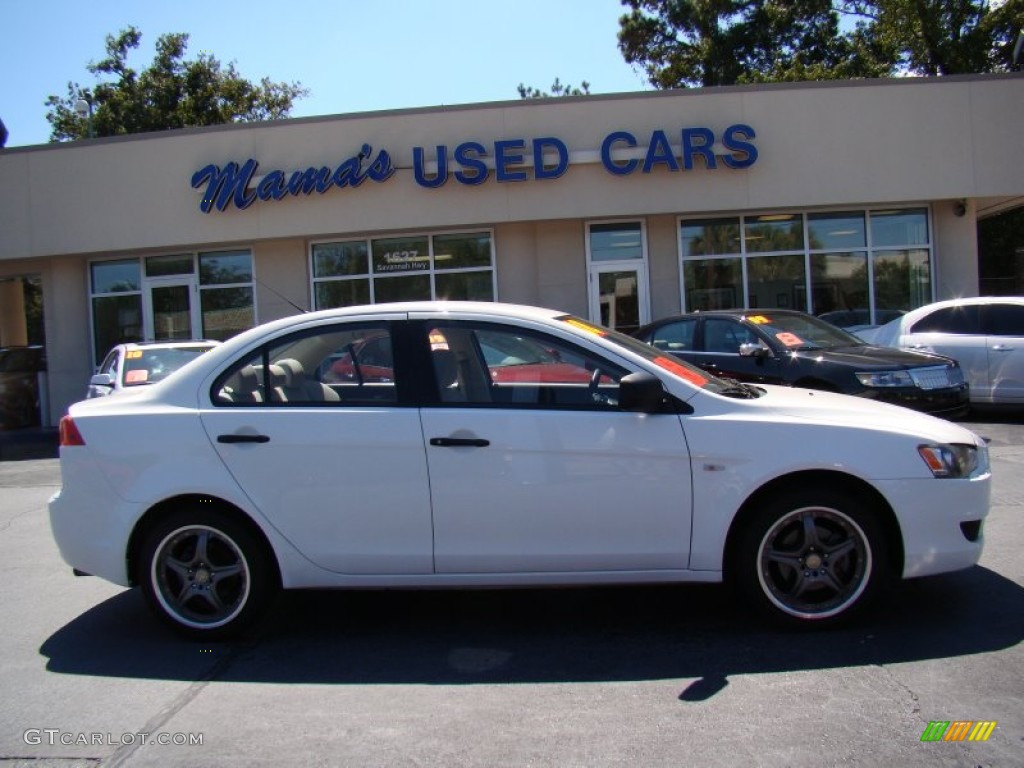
<box><xmin>454</xmin><ymin>142</ymin><xmax>488</xmax><ymax>185</ymax></box>
<box><xmin>192</xmin><ymin>145</ymin><xmax>394</xmax><ymax>213</ymax></box>
<box><xmin>601</xmin><ymin>131</ymin><xmax>639</xmax><ymax>175</ymax></box>
<box><xmin>721</xmin><ymin>124</ymin><xmax>757</xmax><ymax>169</ymax></box>
<box><xmin>682</xmin><ymin>127</ymin><xmax>716</xmax><ymax>170</ymax></box>
<box><xmin>413</xmin><ymin>145</ymin><xmax>448</xmax><ymax>188</ymax></box>
<box><xmin>192</xmin><ymin>126</ymin><xmax>757</xmax><ymax>212</ymax></box>
<box><xmin>533</xmin><ymin>137</ymin><xmax>569</xmax><ymax>180</ymax></box>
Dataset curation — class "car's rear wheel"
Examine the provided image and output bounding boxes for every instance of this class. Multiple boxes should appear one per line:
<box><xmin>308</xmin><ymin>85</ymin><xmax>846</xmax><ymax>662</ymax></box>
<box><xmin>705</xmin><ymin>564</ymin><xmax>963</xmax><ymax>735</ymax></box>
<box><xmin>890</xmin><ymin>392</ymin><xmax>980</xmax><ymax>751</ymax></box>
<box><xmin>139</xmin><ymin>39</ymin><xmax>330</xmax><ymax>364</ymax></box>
<box><xmin>732</xmin><ymin>487</ymin><xmax>890</xmax><ymax>626</ymax></box>
<box><xmin>138</xmin><ymin>509</ymin><xmax>276</xmax><ymax>640</ymax></box>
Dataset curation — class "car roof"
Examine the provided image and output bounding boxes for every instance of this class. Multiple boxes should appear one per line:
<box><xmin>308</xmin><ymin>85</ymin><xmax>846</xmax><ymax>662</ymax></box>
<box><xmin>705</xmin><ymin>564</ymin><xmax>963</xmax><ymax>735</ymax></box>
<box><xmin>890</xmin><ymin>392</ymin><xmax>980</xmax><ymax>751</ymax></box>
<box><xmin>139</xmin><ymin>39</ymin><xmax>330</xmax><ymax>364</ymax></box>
<box><xmin>900</xmin><ymin>296</ymin><xmax>1024</xmax><ymax>324</ymax></box>
<box><xmin>117</xmin><ymin>340</ymin><xmax>221</xmax><ymax>350</ymax></box>
<box><xmin>651</xmin><ymin>308</ymin><xmax>811</xmax><ymax>322</ymax></box>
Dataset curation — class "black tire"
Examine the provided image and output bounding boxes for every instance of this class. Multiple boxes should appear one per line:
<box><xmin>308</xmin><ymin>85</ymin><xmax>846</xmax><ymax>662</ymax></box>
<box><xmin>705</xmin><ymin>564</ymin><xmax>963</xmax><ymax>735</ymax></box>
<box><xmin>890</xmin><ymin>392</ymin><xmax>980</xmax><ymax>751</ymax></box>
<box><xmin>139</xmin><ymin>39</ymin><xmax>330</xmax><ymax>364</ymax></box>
<box><xmin>138</xmin><ymin>508</ymin><xmax>277</xmax><ymax>640</ymax></box>
<box><xmin>731</xmin><ymin>487</ymin><xmax>891</xmax><ymax>627</ymax></box>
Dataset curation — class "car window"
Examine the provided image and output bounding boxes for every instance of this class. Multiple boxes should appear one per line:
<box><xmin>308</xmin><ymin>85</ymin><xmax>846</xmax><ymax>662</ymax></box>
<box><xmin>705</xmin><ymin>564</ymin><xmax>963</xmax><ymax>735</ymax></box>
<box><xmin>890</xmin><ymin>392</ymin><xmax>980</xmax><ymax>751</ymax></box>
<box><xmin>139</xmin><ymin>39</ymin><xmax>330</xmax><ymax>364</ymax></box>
<box><xmin>703</xmin><ymin>318</ymin><xmax>760</xmax><ymax>354</ymax></box>
<box><xmin>909</xmin><ymin>305</ymin><xmax>981</xmax><ymax>335</ymax></box>
<box><xmin>648</xmin><ymin>320</ymin><xmax>697</xmax><ymax>352</ymax></box>
<box><xmin>213</xmin><ymin>323</ymin><xmax>396</xmax><ymax>406</ymax></box>
<box><xmin>0</xmin><ymin>348</ymin><xmax>41</xmax><ymax>373</ymax></box>
<box><xmin>982</xmin><ymin>304</ymin><xmax>1024</xmax><ymax>336</ymax></box>
<box><xmin>122</xmin><ymin>346</ymin><xmax>213</xmax><ymax>386</ymax></box>
<box><xmin>99</xmin><ymin>349</ymin><xmax>119</xmax><ymax>376</ymax></box>
<box><xmin>427</xmin><ymin>322</ymin><xmax>626</xmax><ymax>409</ymax></box>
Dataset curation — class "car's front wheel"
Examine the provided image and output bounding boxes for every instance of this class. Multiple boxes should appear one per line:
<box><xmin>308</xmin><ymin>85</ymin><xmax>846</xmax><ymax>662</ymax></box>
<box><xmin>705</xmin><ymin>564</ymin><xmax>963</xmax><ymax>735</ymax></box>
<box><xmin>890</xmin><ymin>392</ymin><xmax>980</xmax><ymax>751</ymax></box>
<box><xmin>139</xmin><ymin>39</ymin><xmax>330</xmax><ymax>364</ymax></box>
<box><xmin>732</xmin><ymin>487</ymin><xmax>891</xmax><ymax>626</ymax></box>
<box><xmin>138</xmin><ymin>509</ymin><xmax>277</xmax><ymax>640</ymax></box>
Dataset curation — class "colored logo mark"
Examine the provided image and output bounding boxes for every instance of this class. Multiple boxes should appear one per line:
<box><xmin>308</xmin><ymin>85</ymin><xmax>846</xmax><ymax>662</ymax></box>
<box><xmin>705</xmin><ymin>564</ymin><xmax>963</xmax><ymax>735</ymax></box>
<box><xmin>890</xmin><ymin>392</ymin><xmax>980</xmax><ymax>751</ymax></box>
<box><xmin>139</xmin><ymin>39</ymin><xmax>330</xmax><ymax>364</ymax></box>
<box><xmin>920</xmin><ymin>721</ymin><xmax>997</xmax><ymax>742</ymax></box>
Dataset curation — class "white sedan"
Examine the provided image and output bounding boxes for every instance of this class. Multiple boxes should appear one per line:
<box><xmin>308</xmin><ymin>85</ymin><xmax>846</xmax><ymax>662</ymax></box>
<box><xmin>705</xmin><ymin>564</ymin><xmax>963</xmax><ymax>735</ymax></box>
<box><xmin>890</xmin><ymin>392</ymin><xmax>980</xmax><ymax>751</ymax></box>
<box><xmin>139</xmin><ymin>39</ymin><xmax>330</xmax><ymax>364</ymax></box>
<box><xmin>49</xmin><ymin>302</ymin><xmax>991</xmax><ymax>639</ymax></box>
<box><xmin>860</xmin><ymin>296</ymin><xmax>1024</xmax><ymax>406</ymax></box>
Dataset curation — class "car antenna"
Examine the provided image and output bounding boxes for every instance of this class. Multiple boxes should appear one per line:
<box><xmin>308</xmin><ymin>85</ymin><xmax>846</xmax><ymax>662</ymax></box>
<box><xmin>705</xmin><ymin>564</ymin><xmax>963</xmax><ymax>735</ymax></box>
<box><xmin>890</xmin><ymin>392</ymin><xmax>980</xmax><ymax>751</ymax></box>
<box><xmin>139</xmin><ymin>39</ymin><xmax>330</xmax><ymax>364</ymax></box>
<box><xmin>254</xmin><ymin>277</ymin><xmax>310</xmax><ymax>314</ymax></box>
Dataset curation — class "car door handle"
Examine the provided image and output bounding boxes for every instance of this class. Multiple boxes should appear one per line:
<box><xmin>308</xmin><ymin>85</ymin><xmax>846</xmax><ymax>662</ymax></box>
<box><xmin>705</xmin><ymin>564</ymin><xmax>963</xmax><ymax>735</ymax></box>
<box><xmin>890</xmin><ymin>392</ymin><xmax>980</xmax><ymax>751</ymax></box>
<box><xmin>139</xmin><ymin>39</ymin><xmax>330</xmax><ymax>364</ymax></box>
<box><xmin>217</xmin><ymin>434</ymin><xmax>270</xmax><ymax>444</ymax></box>
<box><xmin>429</xmin><ymin>437</ymin><xmax>490</xmax><ymax>448</ymax></box>
<box><xmin>992</xmin><ymin>345</ymin><xmax>1014</xmax><ymax>352</ymax></box>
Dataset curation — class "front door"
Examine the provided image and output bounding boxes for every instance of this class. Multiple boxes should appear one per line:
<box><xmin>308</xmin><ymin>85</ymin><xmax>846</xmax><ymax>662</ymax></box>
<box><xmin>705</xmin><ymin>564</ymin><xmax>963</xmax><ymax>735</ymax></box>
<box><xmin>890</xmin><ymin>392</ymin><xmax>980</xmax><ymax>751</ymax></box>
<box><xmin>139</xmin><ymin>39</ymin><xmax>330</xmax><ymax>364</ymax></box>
<box><xmin>145</xmin><ymin>277</ymin><xmax>200</xmax><ymax>341</ymax></box>
<box><xmin>415</xmin><ymin>317</ymin><xmax>692</xmax><ymax>574</ymax></box>
<box><xmin>588</xmin><ymin>264</ymin><xmax>650</xmax><ymax>335</ymax></box>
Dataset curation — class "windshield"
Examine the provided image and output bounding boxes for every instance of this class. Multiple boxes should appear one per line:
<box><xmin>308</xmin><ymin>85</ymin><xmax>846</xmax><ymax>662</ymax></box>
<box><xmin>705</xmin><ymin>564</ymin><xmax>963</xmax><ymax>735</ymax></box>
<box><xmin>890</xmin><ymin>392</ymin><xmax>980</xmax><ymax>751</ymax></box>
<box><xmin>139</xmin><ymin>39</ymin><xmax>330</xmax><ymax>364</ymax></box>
<box><xmin>743</xmin><ymin>312</ymin><xmax>866</xmax><ymax>351</ymax></box>
<box><xmin>556</xmin><ymin>315</ymin><xmax>751</xmax><ymax>397</ymax></box>
<box><xmin>121</xmin><ymin>345</ymin><xmax>214</xmax><ymax>387</ymax></box>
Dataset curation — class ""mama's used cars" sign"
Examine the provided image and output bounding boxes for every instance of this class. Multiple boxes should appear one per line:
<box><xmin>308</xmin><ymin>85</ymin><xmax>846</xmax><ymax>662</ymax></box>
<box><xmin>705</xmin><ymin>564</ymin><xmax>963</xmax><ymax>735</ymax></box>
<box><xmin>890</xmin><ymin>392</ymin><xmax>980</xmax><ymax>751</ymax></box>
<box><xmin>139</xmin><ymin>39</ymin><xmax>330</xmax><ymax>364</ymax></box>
<box><xmin>191</xmin><ymin>124</ymin><xmax>757</xmax><ymax>214</ymax></box>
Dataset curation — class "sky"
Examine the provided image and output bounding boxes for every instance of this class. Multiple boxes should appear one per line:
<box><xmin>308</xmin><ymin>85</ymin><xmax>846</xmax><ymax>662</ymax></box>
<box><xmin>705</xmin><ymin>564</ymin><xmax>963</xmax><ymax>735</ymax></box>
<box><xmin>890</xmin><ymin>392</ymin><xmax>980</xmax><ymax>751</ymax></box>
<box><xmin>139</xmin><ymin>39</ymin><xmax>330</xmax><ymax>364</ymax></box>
<box><xmin>1</xmin><ymin>0</ymin><xmax>651</xmax><ymax>148</ymax></box>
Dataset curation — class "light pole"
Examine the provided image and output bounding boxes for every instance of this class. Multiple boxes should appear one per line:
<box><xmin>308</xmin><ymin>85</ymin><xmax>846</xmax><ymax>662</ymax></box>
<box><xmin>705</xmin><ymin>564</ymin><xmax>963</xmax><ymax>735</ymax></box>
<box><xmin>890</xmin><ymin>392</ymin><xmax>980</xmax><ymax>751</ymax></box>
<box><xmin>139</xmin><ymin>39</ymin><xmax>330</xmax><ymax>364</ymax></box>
<box><xmin>74</xmin><ymin>96</ymin><xmax>94</xmax><ymax>139</ymax></box>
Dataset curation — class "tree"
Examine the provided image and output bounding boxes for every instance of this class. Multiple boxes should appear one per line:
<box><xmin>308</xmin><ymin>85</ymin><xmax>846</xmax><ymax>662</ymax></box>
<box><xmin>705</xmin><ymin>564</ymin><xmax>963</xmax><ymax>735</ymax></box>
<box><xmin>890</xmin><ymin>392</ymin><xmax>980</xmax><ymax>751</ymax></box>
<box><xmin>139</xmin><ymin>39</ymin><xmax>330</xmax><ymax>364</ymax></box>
<box><xmin>616</xmin><ymin>0</ymin><xmax>1023</xmax><ymax>89</ymax></box>
<box><xmin>45</xmin><ymin>27</ymin><xmax>308</xmax><ymax>141</ymax></box>
<box><xmin>840</xmin><ymin>0</ymin><xmax>1023</xmax><ymax>75</ymax></box>
<box><xmin>517</xmin><ymin>78</ymin><xmax>592</xmax><ymax>98</ymax></box>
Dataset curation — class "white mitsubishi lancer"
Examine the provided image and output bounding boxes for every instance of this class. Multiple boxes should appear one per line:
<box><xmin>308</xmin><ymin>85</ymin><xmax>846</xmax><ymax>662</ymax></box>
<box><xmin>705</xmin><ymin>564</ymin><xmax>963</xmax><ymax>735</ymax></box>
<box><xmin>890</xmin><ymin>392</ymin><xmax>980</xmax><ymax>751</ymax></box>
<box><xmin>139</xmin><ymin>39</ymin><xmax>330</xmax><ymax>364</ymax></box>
<box><xmin>49</xmin><ymin>302</ymin><xmax>991</xmax><ymax>639</ymax></box>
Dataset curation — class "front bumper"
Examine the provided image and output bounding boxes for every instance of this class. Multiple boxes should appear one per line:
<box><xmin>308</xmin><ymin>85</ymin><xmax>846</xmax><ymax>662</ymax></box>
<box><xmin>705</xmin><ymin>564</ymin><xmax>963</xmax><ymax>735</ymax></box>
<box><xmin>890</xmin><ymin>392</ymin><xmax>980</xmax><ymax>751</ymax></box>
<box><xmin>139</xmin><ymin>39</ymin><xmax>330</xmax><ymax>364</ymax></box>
<box><xmin>875</xmin><ymin>473</ymin><xmax>990</xmax><ymax>578</ymax></box>
<box><xmin>867</xmin><ymin>384</ymin><xmax>970</xmax><ymax>418</ymax></box>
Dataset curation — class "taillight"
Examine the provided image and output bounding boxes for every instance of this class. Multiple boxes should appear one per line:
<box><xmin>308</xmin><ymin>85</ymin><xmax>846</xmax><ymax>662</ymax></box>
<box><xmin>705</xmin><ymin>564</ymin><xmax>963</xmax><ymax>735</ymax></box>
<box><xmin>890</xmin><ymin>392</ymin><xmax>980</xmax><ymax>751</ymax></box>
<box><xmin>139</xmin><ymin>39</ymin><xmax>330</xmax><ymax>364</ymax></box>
<box><xmin>59</xmin><ymin>415</ymin><xmax>85</xmax><ymax>446</ymax></box>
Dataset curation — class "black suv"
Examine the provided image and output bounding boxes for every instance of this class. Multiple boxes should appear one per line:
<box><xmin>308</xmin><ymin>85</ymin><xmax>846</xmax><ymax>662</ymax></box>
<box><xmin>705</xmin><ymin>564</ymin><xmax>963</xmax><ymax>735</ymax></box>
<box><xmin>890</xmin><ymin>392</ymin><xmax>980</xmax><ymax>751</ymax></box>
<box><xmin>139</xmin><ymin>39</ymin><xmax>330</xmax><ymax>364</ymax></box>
<box><xmin>633</xmin><ymin>310</ymin><xmax>969</xmax><ymax>417</ymax></box>
<box><xmin>0</xmin><ymin>345</ymin><xmax>46</xmax><ymax>430</ymax></box>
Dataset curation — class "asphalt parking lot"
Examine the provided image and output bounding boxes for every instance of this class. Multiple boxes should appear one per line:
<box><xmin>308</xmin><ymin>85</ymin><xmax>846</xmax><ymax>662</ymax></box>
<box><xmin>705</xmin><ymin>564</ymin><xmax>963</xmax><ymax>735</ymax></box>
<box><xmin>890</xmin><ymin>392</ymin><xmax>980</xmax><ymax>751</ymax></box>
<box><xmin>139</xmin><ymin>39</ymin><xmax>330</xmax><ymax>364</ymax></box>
<box><xmin>0</xmin><ymin>417</ymin><xmax>1021</xmax><ymax>767</ymax></box>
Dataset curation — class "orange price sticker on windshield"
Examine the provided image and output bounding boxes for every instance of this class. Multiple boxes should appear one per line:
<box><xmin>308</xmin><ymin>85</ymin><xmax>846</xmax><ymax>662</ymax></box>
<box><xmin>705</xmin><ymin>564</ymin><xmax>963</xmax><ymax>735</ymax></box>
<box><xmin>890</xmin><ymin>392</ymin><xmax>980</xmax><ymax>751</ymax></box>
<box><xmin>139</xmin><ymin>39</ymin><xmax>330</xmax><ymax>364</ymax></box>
<box><xmin>654</xmin><ymin>356</ymin><xmax>707</xmax><ymax>387</ymax></box>
<box><xmin>124</xmin><ymin>369</ymin><xmax>149</xmax><ymax>384</ymax></box>
<box><xmin>775</xmin><ymin>332</ymin><xmax>803</xmax><ymax>347</ymax></box>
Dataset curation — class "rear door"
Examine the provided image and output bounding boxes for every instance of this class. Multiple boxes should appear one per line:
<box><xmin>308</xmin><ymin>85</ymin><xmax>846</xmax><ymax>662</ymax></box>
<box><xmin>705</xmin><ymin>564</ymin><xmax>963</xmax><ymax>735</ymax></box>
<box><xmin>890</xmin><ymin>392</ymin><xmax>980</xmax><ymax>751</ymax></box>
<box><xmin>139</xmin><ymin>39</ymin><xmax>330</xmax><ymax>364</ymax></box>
<box><xmin>200</xmin><ymin>318</ymin><xmax>434</xmax><ymax>574</ymax></box>
<box><xmin>903</xmin><ymin>305</ymin><xmax>991</xmax><ymax>400</ymax></box>
<box><xmin>982</xmin><ymin>303</ymin><xmax>1024</xmax><ymax>403</ymax></box>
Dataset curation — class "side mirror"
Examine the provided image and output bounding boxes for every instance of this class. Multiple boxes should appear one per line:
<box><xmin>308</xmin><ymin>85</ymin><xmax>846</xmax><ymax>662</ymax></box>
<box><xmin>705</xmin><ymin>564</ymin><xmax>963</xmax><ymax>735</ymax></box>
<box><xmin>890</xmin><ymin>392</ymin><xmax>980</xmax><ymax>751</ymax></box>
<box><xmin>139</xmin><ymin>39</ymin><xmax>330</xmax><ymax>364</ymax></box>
<box><xmin>89</xmin><ymin>372</ymin><xmax>114</xmax><ymax>389</ymax></box>
<box><xmin>619</xmin><ymin>372</ymin><xmax>668</xmax><ymax>413</ymax></box>
<box><xmin>738</xmin><ymin>342</ymin><xmax>769</xmax><ymax>358</ymax></box>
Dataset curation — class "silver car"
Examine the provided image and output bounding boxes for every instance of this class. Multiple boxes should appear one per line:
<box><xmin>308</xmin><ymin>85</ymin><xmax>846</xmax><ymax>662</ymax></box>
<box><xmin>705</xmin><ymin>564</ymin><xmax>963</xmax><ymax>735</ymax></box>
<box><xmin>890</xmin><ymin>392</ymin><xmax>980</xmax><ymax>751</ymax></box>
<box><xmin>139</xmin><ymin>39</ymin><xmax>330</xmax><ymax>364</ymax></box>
<box><xmin>860</xmin><ymin>297</ymin><xmax>1024</xmax><ymax>406</ymax></box>
<box><xmin>88</xmin><ymin>341</ymin><xmax>220</xmax><ymax>398</ymax></box>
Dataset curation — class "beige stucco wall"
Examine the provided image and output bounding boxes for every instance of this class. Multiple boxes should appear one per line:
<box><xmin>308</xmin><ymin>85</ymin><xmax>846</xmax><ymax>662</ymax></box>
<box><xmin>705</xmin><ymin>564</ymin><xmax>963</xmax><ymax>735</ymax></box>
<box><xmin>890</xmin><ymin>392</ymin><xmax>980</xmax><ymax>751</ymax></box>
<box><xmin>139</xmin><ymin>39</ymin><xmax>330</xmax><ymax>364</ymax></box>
<box><xmin>2</xmin><ymin>74</ymin><xmax>1022</xmax><ymax>424</ymax></box>
<box><xmin>2</xmin><ymin>75</ymin><xmax>1021</xmax><ymax>263</ymax></box>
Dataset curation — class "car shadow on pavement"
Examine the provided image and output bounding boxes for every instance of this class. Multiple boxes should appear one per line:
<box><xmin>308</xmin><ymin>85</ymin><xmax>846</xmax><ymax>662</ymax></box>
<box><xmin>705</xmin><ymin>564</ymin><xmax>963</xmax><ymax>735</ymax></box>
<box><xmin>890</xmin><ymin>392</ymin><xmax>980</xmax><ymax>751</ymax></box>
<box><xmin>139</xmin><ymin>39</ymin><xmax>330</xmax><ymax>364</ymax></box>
<box><xmin>40</xmin><ymin>565</ymin><xmax>1024</xmax><ymax>700</ymax></box>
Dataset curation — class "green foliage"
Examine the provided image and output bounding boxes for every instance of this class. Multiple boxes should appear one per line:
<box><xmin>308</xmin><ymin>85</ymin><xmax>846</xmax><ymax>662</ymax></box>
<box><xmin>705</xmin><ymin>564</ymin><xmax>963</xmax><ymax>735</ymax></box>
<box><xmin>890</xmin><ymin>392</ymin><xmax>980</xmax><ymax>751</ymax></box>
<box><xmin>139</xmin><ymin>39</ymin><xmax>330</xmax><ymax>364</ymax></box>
<box><xmin>45</xmin><ymin>27</ymin><xmax>309</xmax><ymax>141</ymax></box>
<box><xmin>517</xmin><ymin>78</ymin><xmax>592</xmax><ymax>98</ymax></box>
<box><xmin>617</xmin><ymin>0</ymin><xmax>1024</xmax><ymax>89</ymax></box>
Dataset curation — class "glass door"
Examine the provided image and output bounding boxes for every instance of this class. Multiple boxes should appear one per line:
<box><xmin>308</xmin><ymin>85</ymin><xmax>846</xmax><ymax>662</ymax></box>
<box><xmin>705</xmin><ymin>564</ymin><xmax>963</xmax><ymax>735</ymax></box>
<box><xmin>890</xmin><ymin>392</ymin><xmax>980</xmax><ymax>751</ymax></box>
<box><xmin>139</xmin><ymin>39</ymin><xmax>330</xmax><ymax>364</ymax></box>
<box><xmin>588</xmin><ymin>264</ymin><xmax>649</xmax><ymax>335</ymax></box>
<box><xmin>145</xmin><ymin>277</ymin><xmax>200</xmax><ymax>341</ymax></box>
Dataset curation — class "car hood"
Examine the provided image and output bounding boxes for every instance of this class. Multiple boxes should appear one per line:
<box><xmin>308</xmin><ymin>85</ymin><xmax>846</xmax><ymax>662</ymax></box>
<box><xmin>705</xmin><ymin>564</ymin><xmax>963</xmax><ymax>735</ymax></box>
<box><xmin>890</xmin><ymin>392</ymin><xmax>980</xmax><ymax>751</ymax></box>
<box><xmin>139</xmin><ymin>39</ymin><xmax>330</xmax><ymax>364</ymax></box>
<box><xmin>737</xmin><ymin>384</ymin><xmax>981</xmax><ymax>445</ymax></box>
<box><xmin>790</xmin><ymin>344</ymin><xmax>951</xmax><ymax>369</ymax></box>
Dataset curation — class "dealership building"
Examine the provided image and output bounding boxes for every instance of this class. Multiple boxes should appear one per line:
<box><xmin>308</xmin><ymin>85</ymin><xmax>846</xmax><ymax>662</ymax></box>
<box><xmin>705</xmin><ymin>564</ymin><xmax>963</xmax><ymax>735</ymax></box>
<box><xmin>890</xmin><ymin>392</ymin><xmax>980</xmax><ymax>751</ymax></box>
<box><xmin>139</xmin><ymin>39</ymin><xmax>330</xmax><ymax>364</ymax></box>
<box><xmin>1</xmin><ymin>73</ymin><xmax>1022</xmax><ymax>426</ymax></box>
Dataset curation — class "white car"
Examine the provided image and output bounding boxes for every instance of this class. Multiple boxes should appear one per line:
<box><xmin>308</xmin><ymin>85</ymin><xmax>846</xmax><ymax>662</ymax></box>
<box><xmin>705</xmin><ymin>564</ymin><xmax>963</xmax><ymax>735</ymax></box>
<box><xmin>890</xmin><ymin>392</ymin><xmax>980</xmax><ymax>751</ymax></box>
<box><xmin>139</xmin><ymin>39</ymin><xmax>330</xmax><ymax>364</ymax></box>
<box><xmin>50</xmin><ymin>302</ymin><xmax>991</xmax><ymax>639</ymax></box>
<box><xmin>861</xmin><ymin>297</ymin><xmax>1024</xmax><ymax>406</ymax></box>
<box><xmin>87</xmin><ymin>340</ymin><xmax>220</xmax><ymax>398</ymax></box>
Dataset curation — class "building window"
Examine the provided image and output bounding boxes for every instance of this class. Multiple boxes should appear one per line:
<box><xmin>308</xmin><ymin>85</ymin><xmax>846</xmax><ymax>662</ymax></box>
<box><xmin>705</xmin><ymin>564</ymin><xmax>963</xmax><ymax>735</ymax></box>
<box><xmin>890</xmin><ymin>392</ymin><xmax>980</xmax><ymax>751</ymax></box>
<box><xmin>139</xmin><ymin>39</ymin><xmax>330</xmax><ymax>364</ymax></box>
<box><xmin>90</xmin><ymin>259</ymin><xmax>143</xmax><ymax>363</ymax></box>
<box><xmin>311</xmin><ymin>231</ymin><xmax>495</xmax><ymax>309</ymax></box>
<box><xmin>679</xmin><ymin>208</ymin><xmax>932</xmax><ymax>327</ymax></box>
<box><xmin>199</xmin><ymin>250</ymin><xmax>255</xmax><ymax>341</ymax></box>
<box><xmin>89</xmin><ymin>250</ymin><xmax>256</xmax><ymax>363</ymax></box>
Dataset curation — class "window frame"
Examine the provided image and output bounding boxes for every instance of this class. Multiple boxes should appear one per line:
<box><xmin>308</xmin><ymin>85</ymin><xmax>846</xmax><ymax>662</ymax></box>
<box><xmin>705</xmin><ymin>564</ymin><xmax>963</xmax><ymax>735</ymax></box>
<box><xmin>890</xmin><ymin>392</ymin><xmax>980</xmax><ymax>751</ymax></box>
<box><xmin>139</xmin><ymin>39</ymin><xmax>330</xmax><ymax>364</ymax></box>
<box><xmin>309</xmin><ymin>229</ymin><xmax>497</xmax><ymax>310</ymax></box>
<box><xmin>677</xmin><ymin>207</ymin><xmax>935</xmax><ymax>325</ymax></box>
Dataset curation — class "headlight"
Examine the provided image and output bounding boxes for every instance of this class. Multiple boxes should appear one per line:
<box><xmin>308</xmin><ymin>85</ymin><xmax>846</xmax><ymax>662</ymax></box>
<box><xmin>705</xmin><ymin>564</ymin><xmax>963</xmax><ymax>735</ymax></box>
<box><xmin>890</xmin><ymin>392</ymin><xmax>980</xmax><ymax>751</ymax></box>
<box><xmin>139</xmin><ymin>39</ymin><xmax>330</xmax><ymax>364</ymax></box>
<box><xmin>856</xmin><ymin>370</ymin><xmax>914</xmax><ymax>388</ymax></box>
<box><xmin>918</xmin><ymin>443</ymin><xmax>987</xmax><ymax>478</ymax></box>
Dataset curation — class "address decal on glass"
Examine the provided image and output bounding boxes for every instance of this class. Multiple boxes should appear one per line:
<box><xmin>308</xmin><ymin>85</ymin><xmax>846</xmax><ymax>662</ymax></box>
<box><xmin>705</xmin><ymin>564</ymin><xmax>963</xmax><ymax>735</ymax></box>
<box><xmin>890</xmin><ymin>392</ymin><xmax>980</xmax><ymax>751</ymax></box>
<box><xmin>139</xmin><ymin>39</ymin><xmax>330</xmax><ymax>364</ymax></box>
<box><xmin>191</xmin><ymin>125</ymin><xmax>757</xmax><ymax>214</ymax></box>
